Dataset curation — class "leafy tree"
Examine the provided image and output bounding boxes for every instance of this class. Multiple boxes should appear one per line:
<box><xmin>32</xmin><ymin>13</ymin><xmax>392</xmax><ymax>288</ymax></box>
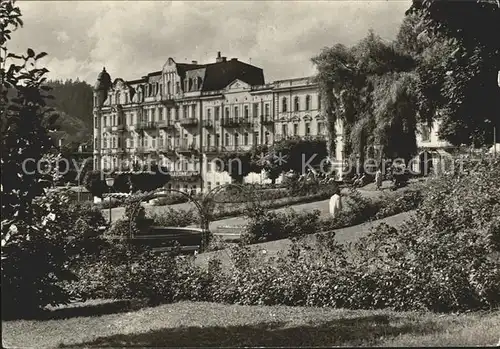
<box><xmin>313</xmin><ymin>31</ymin><xmax>418</xmax><ymax>170</ymax></box>
<box><xmin>404</xmin><ymin>0</ymin><xmax>500</xmax><ymax>147</ymax></box>
<box><xmin>1</xmin><ymin>0</ymin><xmax>106</xmax><ymax>317</ymax></box>
<box><xmin>1</xmin><ymin>0</ymin><xmax>56</xmax><ymax>220</ymax></box>
<box><xmin>218</xmin><ymin>151</ymin><xmax>253</xmax><ymax>184</ymax></box>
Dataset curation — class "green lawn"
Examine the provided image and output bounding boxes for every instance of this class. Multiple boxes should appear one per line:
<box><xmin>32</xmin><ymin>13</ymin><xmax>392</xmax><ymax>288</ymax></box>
<box><xmin>2</xmin><ymin>300</ymin><xmax>499</xmax><ymax>347</ymax></box>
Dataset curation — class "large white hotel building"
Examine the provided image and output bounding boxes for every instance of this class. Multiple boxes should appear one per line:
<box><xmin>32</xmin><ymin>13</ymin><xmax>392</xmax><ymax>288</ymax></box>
<box><xmin>93</xmin><ymin>52</ymin><xmax>447</xmax><ymax>193</ymax></box>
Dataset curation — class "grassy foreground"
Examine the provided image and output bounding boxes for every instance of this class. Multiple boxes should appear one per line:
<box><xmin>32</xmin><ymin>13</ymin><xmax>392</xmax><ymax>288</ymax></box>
<box><xmin>2</xmin><ymin>300</ymin><xmax>499</xmax><ymax>347</ymax></box>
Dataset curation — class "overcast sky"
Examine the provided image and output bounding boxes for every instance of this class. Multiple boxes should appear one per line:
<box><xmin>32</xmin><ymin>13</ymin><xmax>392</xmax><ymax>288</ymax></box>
<box><xmin>9</xmin><ymin>1</ymin><xmax>410</xmax><ymax>84</ymax></box>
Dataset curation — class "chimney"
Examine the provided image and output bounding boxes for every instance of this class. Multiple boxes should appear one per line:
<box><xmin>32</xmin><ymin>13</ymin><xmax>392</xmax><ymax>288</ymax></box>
<box><xmin>222</xmin><ymin>56</ymin><xmax>227</xmax><ymax>62</ymax></box>
<box><xmin>191</xmin><ymin>60</ymin><xmax>198</xmax><ymax>64</ymax></box>
<box><xmin>231</xmin><ymin>58</ymin><xmax>238</xmax><ymax>61</ymax></box>
<box><xmin>216</xmin><ymin>51</ymin><xmax>223</xmax><ymax>63</ymax></box>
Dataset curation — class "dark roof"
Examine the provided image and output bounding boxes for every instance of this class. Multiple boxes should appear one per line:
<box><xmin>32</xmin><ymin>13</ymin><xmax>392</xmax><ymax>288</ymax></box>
<box><xmin>127</xmin><ymin>78</ymin><xmax>145</xmax><ymax>85</ymax></box>
<box><xmin>94</xmin><ymin>67</ymin><xmax>112</xmax><ymax>91</ymax></box>
<box><xmin>124</xmin><ymin>59</ymin><xmax>264</xmax><ymax>92</ymax></box>
<box><xmin>200</xmin><ymin>60</ymin><xmax>264</xmax><ymax>91</ymax></box>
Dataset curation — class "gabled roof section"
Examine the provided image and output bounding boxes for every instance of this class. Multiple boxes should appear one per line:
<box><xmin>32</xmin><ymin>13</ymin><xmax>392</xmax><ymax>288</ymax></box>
<box><xmin>201</xmin><ymin>60</ymin><xmax>264</xmax><ymax>91</ymax></box>
<box><xmin>225</xmin><ymin>79</ymin><xmax>251</xmax><ymax>90</ymax></box>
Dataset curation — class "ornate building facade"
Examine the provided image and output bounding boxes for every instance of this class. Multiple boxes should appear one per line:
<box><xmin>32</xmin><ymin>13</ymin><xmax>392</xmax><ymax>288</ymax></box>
<box><xmin>93</xmin><ymin>52</ymin><xmax>447</xmax><ymax>193</ymax></box>
<box><xmin>93</xmin><ymin>52</ymin><xmax>343</xmax><ymax>193</ymax></box>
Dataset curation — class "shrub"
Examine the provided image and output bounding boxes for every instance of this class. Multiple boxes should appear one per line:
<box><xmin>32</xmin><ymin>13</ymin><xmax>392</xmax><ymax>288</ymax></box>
<box><xmin>374</xmin><ymin>186</ymin><xmax>424</xmax><ymax>219</ymax></box>
<box><xmin>151</xmin><ymin>193</ymin><xmax>189</xmax><ymax>206</ymax></box>
<box><xmin>241</xmin><ymin>209</ymin><xmax>321</xmax><ymax>244</ymax></box>
<box><xmin>1</xmin><ymin>189</ymin><xmax>106</xmax><ymax>318</ymax></box>
<box><xmin>148</xmin><ymin>208</ymin><xmax>197</xmax><ymax>227</ymax></box>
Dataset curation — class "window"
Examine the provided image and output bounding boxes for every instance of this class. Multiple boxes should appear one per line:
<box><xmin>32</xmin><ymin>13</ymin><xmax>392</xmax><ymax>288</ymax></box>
<box><xmin>192</xmin><ymin>104</ymin><xmax>196</xmax><ymax>118</ymax></box>
<box><xmin>116</xmin><ymin>92</ymin><xmax>120</xmax><ymax>104</ymax></box>
<box><xmin>94</xmin><ymin>116</ymin><xmax>98</xmax><ymax>127</ymax></box>
<box><xmin>207</xmin><ymin>108</ymin><xmax>212</xmax><ymax>120</ymax></box>
<box><xmin>207</xmin><ymin>182</ymin><xmax>212</xmax><ymax>191</ymax></box>
<box><xmin>216</xmin><ymin>182</ymin><xmax>220</xmax><ymax>187</ymax></box>
<box><xmin>112</xmin><ymin>137</ymin><xmax>116</xmax><ymax>148</ymax></box>
<box><xmin>175</xmin><ymin>82</ymin><xmax>180</xmax><ymax>94</ymax></box>
<box><xmin>244</xmin><ymin>105</ymin><xmax>249</xmax><ymax>118</ymax></box>
<box><xmin>167</xmin><ymin>108</ymin><xmax>171</xmax><ymax>120</ymax></box>
<box><xmin>293</xmin><ymin>124</ymin><xmax>298</xmax><ymax>136</ymax></box>
<box><xmin>265</xmin><ymin>104</ymin><xmax>270</xmax><ymax>117</ymax></box>
<box><xmin>225</xmin><ymin>107</ymin><xmax>230</xmax><ymax>119</ymax></box>
<box><xmin>183</xmin><ymin>105</ymin><xmax>188</xmax><ymax>118</ymax></box>
<box><xmin>318</xmin><ymin>122</ymin><xmax>324</xmax><ymax>134</ymax></box>
<box><xmin>152</xmin><ymin>108</ymin><xmax>156</xmax><ymax>121</ymax></box>
<box><xmin>282</xmin><ymin>124</ymin><xmax>287</xmax><ymax>136</ymax></box>
<box><xmin>152</xmin><ymin>136</ymin><xmax>156</xmax><ymax>148</ymax></box>
<box><xmin>282</xmin><ymin>97</ymin><xmax>287</xmax><ymax>112</ymax></box>
<box><xmin>421</xmin><ymin>124</ymin><xmax>431</xmax><ymax>142</ymax></box>
<box><xmin>234</xmin><ymin>133</ymin><xmax>239</xmax><ymax>146</ymax></box>
<box><xmin>184</xmin><ymin>79</ymin><xmax>188</xmax><ymax>91</ymax></box>
<box><xmin>103</xmin><ymin>136</ymin><xmax>107</xmax><ymax>148</ymax></box>
<box><xmin>189</xmin><ymin>78</ymin><xmax>193</xmax><ymax>91</ymax></box>
<box><xmin>216</xmin><ymin>133</ymin><xmax>220</xmax><ymax>147</ymax></box>
<box><xmin>130</xmin><ymin>138</ymin><xmax>134</xmax><ymax>148</ymax></box>
<box><xmin>167</xmin><ymin>81</ymin><xmax>171</xmax><ymax>95</ymax></box>
<box><xmin>118</xmin><ymin>137</ymin><xmax>121</xmax><ymax>148</ymax></box>
<box><xmin>206</xmin><ymin>133</ymin><xmax>211</xmax><ymax>147</ymax></box>
<box><xmin>192</xmin><ymin>134</ymin><xmax>197</xmax><ymax>147</ymax></box>
<box><xmin>94</xmin><ymin>137</ymin><xmax>98</xmax><ymax>149</ymax></box>
<box><xmin>125</xmin><ymin>93</ymin><xmax>129</xmax><ymax>104</ymax></box>
<box><xmin>305</xmin><ymin>95</ymin><xmax>311</xmax><ymax>110</ymax></box>
<box><xmin>244</xmin><ymin>132</ymin><xmax>249</xmax><ymax>145</ymax></box>
<box><xmin>294</xmin><ymin>96</ymin><xmax>299</xmax><ymax>111</ymax></box>
<box><xmin>214</xmin><ymin>106</ymin><xmax>220</xmax><ymax>120</ymax></box>
<box><xmin>265</xmin><ymin>132</ymin><xmax>270</xmax><ymax>144</ymax></box>
<box><xmin>318</xmin><ymin>95</ymin><xmax>321</xmax><ymax>110</ymax></box>
<box><xmin>234</xmin><ymin>106</ymin><xmax>239</xmax><ymax>118</ymax></box>
<box><xmin>144</xmin><ymin>137</ymin><xmax>148</xmax><ymax>147</ymax></box>
<box><xmin>254</xmin><ymin>131</ymin><xmax>259</xmax><ymax>144</ymax></box>
<box><xmin>225</xmin><ymin>133</ymin><xmax>230</xmax><ymax>146</ymax></box>
<box><xmin>253</xmin><ymin>103</ymin><xmax>259</xmax><ymax>117</ymax></box>
<box><xmin>305</xmin><ymin>123</ymin><xmax>311</xmax><ymax>136</ymax></box>
<box><xmin>175</xmin><ymin>107</ymin><xmax>179</xmax><ymax>120</ymax></box>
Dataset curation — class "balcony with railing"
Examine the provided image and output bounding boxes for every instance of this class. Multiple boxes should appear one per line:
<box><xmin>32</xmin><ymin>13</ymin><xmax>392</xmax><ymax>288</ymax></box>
<box><xmin>103</xmin><ymin>125</ymin><xmax>112</xmax><ymax>132</ymax></box>
<box><xmin>135</xmin><ymin>146</ymin><xmax>155</xmax><ymax>155</ymax></box>
<box><xmin>169</xmin><ymin>170</ymin><xmax>201</xmax><ymax>182</ymax></box>
<box><xmin>202</xmin><ymin>145</ymin><xmax>220</xmax><ymax>154</ymax></box>
<box><xmin>111</xmin><ymin>124</ymin><xmax>126</xmax><ymax>133</ymax></box>
<box><xmin>161</xmin><ymin>94</ymin><xmax>176</xmax><ymax>106</ymax></box>
<box><xmin>177</xmin><ymin>141</ymin><xmax>197</xmax><ymax>154</ymax></box>
<box><xmin>221</xmin><ymin>117</ymin><xmax>252</xmax><ymax>128</ymax></box>
<box><xmin>261</xmin><ymin>115</ymin><xmax>274</xmax><ymax>125</ymax></box>
<box><xmin>135</xmin><ymin>121</ymin><xmax>157</xmax><ymax>131</ymax></box>
<box><xmin>159</xmin><ymin>145</ymin><xmax>176</xmax><ymax>154</ymax></box>
<box><xmin>179</xmin><ymin>117</ymin><xmax>199</xmax><ymax>127</ymax></box>
<box><xmin>201</xmin><ymin>119</ymin><xmax>213</xmax><ymax>128</ymax></box>
<box><xmin>157</xmin><ymin>119</ymin><xmax>176</xmax><ymax>130</ymax></box>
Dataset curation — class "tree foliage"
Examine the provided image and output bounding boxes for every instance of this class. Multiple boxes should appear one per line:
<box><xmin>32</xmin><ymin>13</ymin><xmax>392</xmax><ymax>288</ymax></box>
<box><xmin>312</xmin><ymin>31</ymin><xmax>418</xmax><ymax>168</ymax></box>
<box><xmin>404</xmin><ymin>0</ymin><xmax>500</xmax><ymax>147</ymax></box>
<box><xmin>1</xmin><ymin>0</ymin><xmax>57</xmax><ymax>220</ymax></box>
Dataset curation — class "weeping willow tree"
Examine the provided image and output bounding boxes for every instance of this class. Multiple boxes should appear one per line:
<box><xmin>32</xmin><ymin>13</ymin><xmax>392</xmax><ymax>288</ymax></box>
<box><xmin>313</xmin><ymin>30</ymin><xmax>418</xmax><ymax>172</ymax></box>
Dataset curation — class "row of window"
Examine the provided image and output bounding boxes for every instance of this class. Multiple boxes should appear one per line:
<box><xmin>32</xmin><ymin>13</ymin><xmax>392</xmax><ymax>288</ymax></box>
<box><xmin>281</xmin><ymin>95</ymin><xmax>319</xmax><ymax>113</ymax></box>
<box><xmin>98</xmin><ymin>122</ymin><xmax>325</xmax><ymax>148</ymax></box>
<box><xmin>98</xmin><ymin>121</ymin><xmax>325</xmax><ymax>149</ymax></box>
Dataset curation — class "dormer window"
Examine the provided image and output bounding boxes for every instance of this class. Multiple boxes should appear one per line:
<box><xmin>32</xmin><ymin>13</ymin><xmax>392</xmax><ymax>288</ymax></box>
<box><xmin>189</xmin><ymin>78</ymin><xmax>193</xmax><ymax>91</ymax></box>
<box><xmin>197</xmin><ymin>77</ymin><xmax>203</xmax><ymax>90</ymax></box>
